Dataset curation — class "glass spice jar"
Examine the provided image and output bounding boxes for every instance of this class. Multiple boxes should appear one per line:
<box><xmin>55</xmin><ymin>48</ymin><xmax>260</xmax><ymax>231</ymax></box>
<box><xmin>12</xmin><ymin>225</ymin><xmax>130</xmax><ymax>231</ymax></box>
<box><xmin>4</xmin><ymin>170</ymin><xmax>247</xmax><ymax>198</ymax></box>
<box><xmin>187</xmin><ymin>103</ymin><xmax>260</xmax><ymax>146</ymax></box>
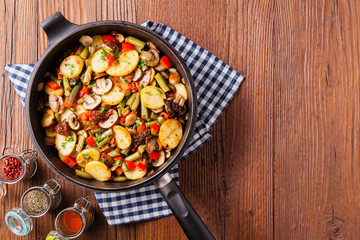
<box><xmin>5</xmin><ymin>207</ymin><xmax>34</xmax><ymax>236</ymax></box>
<box><xmin>21</xmin><ymin>179</ymin><xmax>62</xmax><ymax>217</ymax></box>
<box><xmin>54</xmin><ymin>196</ymin><xmax>94</xmax><ymax>239</ymax></box>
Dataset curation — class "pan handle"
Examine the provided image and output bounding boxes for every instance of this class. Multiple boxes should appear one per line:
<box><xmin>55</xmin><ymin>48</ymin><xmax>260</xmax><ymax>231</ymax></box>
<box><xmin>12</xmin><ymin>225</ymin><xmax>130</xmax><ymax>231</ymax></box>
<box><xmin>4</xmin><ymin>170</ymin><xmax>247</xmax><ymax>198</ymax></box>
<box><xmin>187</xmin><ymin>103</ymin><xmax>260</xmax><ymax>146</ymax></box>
<box><xmin>154</xmin><ymin>173</ymin><xmax>215</xmax><ymax>240</ymax></box>
<box><xmin>40</xmin><ymin>12</ymin><xmax>78</xmax><ymax>48</ymax></box>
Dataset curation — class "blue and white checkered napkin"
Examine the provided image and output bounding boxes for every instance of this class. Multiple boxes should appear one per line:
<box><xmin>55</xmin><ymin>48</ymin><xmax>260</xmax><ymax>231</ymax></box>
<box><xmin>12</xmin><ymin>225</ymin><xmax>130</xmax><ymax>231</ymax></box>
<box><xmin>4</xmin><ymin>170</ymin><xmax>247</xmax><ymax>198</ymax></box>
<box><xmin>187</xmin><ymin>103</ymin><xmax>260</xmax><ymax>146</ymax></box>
<box><xmin>5</xmin><ymin>21</ymin><xmax>244</xmax><ymax>225</ymax></box>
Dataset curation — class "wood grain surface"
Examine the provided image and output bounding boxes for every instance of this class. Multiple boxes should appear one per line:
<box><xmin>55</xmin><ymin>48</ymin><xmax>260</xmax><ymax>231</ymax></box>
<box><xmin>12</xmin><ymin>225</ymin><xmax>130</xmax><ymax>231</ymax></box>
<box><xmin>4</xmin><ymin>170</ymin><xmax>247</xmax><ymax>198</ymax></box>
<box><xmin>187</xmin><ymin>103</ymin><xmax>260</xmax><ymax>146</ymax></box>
<box><xmin>1</xmin><ymin>0</ymin><xmax>359</xmax><ymax>239</ymax></box>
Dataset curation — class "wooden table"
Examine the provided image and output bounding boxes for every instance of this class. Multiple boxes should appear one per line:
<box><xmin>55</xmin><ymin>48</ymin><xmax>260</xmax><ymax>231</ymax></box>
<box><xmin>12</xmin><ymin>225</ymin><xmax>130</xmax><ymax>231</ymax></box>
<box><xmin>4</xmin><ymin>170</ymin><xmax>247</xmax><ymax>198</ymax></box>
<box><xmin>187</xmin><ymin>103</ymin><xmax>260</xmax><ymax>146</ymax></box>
<box><xmin>1</xmin><ymin>0</ymin><xmax>358</xmax><ymax>239</ymax></box>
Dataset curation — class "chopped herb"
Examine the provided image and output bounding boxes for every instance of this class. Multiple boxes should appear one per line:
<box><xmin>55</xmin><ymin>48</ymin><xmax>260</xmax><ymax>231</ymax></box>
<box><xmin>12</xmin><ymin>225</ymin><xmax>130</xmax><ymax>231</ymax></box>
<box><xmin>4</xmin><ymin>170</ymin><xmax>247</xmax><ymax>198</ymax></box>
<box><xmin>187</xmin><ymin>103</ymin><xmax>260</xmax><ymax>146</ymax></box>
<box><xmin>113</xmin><ymin>51</ymin><xmax>120</xmax><ymax>60</ymax></box>
<box><xmin>135</xmin><ymin>119</ymin><xmax>143</xmax><ymax>126</ymax></box>
<box><xmin>87</xmin><ymin>124</ymin><xmax>95</xmax><ymax>130</ymax></box>
<box><xmin>109</xmin><ymin>116</ymin><xmax>113</xmax><ymax>120</ymax></box>
<box><xmin>100</xmin><ymin>49</ymin><xmax>108</xmax><ymax>61</ymax></box>
<box><xmin>82</xmin><ymin>154</ymin><xmax>91</xmax><ymax>159</ymax></box>
<box><xmin>70</xmin><ymin>81</ymin><xmax>77</xmax><ymax>86</ymax></box>
<box><xmin>65</xmin><ymin>63</ymin><xmax>74</xmax><ymax>68</ymax></box>
<box><xmin>101</xmin><ymin>158</ymin><xmax>108</xmax><ymax>164</ymax></box>
<box><xmin>125</xmin><ymin>60</ymin><xmax>131</xmax><ymax>65</ymax></box>
<box><xmin>175</xmin><ymin>134</ymin><xmax>178</xmax><ymax>137</ymax></box>
<box><xmin>61</xmin><ymin>142</ymin><xmax>67</xmax><ymax>149</ymax></box>
<box><xmin>117</xmin><ymin>77</ymin><xmax>125</xmax><ymax>83</ymax></box>
<box><xmin>67</xmin><ymin>136</ymin><xmax>74</xmax><ymax>142</ymax></box>
<box><xmin>137</xmin><ymin>59</ymin><xmax>147</xmax><ymax>68</ymax></box>
<box><xmin>70</xmin><ymin>70</ymin><xmax>74</xmax><ymax>75</ymax></box>
<box><xmin>99</xmin><ymin>108</ymin><xmax>105</xmax><ymax>113</ymax></box>
<box><xmin>145</xmin><ymin>91</ymin><xmax>152</xmax><ymax>96</ymax></box>
<box><xmin>157</xmin><ymin>89</ymin><xmax>163</xmax><ymax>95</ymax></box>
<box><xmin>94</xmin><ymin>136</ymin><xmax>102</xmax><ymax>145</ymax></box>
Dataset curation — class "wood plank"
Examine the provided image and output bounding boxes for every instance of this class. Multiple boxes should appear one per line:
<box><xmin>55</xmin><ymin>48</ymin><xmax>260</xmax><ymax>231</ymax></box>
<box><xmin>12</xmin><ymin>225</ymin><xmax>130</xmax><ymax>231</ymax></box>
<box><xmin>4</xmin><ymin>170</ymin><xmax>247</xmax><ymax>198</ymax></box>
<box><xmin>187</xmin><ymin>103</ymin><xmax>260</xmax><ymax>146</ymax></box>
<box><xmin>274</xmin><ymin>0</ymin><xmax>360</xmax><ymax>238</ymax></box>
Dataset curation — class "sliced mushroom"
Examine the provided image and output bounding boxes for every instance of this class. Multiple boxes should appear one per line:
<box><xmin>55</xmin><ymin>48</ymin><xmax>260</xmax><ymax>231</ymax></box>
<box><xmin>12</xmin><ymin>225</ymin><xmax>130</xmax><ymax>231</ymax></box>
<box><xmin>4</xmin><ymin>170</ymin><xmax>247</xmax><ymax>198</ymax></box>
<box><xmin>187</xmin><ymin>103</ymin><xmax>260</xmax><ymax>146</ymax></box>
<box><xmin>153</xmin><ymin>150</ymin><xmax>165</xmax><ymax>167</ymax></box>
<box><xmin>146</xmin><ymin>137</ymin><xmax>162</xmax><ymax>154</ymax></box>
<box><xmin>115</xmin><ymin>33</ymin><xmax>125</xmax><ymax>43</ymax></box>
<box><xmin>133</xmin><ymin>68</ymin><xmax>143</xmax><ymax>82</ymax></box>
<box><xmin>174</xmin><ymin>94</ymin><xmax>185</xmax><ymax>107</ymax></box>
<box><xmin>68</xmin><ymin>113</ymin><xmax>81</xmax><ymax>130</ymax></box>
<box><xmin>93</xmin><ymin>78</ymin><xmax>113</xmax><ymax>95</ymax></box>
<box><xmin>127</xmin><ymin>128</ymin><xmax>137</xmax><ymax>135</ymax></box>
<box><xmin>49</xmin><ymin>94</ymin><xmax>64</xmax><ymax>113</ymax></box>
<box><xmin>165</xmin><ymin>149</ymin><xmax>171</xmax><ymax>159</ymax></box>
<box><xmin>83</xmin><ymin>94</ymin><xmax>102</xmax><ymax>110</ymax></box>
<box><xmin>79</xmin><ymin>35</ymin><xmax>93</xmax><ymax>47</ymax></box>
<box><xmin>146</xmin><ymin>41</ymin><xmax>159</xmax><ymax>52</ymax></box>
<box><xmin>139</xmin><ymin>68</ymin><xmax>155</xmax><ymax>87</ymax></box>
<box><xmin>140</xmin><ymin>49</ymin><xmax>160</xmax><ymax>67</ymax></box>
<box><xmin>98</xmin><ymin>109</ymin><xmax>118</xmax><ymax>129</ymax></box>
<box><xmin>77</xmin><ymin>130</ymin><xmax>88</xmax><ymax>139</ymax></box>
<box><xmin>151</xmin><ymin>107</ymin><xmax>163</xmax><ymax>114</ymax></box>
<box><xmin>154</xmin><ymin>63</ymin><xmax>167</xmax><ymax>71</ymax></box>
<box><xmin>125</xmin><ymin>112</ymin><xmax>137</xmax><ymax>126</ymax></box>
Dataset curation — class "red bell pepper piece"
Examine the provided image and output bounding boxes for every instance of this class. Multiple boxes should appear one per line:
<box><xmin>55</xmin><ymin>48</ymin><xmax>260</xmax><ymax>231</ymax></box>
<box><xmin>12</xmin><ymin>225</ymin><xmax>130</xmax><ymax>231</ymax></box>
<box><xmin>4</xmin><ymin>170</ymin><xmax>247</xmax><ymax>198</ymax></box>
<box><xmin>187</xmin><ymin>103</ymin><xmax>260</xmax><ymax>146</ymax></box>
<box><xmin>86</xmin><ymin>135</ymin><xmax>96</xmax><ymax>147</ymax></box>
<box><xmin>121</xmin><ymin>42</ymin><xmax>134</xmax><ymax>51</ymax></box>
<box><xmin>77</xmin><ymin>112</ymin><xmax>88</xmax><ymax>121</ymax></box>
<box><xmin>113</xmin><ymin>156</ymin><xmax>124</xmax><ymax>161</ymax></box>
<box><xmin>132</xmin><ymin>147</ymin><xmax>137</xmax><ymax>152</ymax></box>
<box><xmin>77</xmin><ymin>86</ymin><xmax>89</xmax><ymax>99</ymax></box>
<box><xmin>103</xmin><ymin>35</ymin><xmax>116</xmax><ymax>42</ymax></box>
<box><xmin>136</xmin><ymin>119</ymin><xmax>145</xmax><ymax>132</ymax></box>
<box><xmin>150</xmin><ymin>123</ymin><xmax>160</xmax><ymax>133</ymax></box>
<box><xmin>106</xmin><ymin>54</ymin><xmax>116</xmax><ymax>66</ymax></box>
<box><xmin>62</xmin><ymin>156</ymin><xmax>77</xmax><ymax>168</ymax></box>
<box><xmin>159</xmin><ymin>112</ymin><xmax>170</xmax><ymax>120</ymax></box>
<box><xmin>109</xmin><ymin>137</ymin><xmax>116</xmax><ymax>147</ymax></box>
<box><xmin>115</xmin><ymin>167</ymin><xmax>123</xmax><ymax>175</ymax></box>
<box><xmin>147</xmin><ymin>151</ymin><xmax>160</xmax><ymax>161</ymax></box>
<box><xmin>125</xmin><ymin>160</ymin><xmax>136</xmax><ymax>169</ymax></box>
<box><xmin>111</xmin><ymin>77</ymin><xmax>119</xmax><ymax>83</ymax></box>
<box><xmin>121</xmin><ymin>112</ymin><xmax>131</xmax><ymax>122</ymax></box>
<box><xmin>136</xmin><ymin>162</ymin><xmax>146</xmax><ymax>172</ymax></box>
<box><xmin>63</xmin><ymin>96</ymin><xmax>76</xmax><ymax>108</ymax></box>
<box><xmin>160</xmin><ymin>56</ymin><xmax>172</xmax><ymax>68</ymax></box>
<box><xmin>47</xmin><ymin>81</ymin><xmax>60</xmax><ymax>90</ymax></box>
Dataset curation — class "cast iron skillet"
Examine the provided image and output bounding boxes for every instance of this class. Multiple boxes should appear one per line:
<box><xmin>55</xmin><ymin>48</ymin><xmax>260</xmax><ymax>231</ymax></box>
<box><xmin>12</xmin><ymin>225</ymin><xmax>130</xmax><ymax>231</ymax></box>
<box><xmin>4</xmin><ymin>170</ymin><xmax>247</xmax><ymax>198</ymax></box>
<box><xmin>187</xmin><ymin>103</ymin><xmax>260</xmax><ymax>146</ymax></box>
<box><xmin>25</xmin><ymin>12</ymin><xmax>214</xmax><ymax>239</ymax></box>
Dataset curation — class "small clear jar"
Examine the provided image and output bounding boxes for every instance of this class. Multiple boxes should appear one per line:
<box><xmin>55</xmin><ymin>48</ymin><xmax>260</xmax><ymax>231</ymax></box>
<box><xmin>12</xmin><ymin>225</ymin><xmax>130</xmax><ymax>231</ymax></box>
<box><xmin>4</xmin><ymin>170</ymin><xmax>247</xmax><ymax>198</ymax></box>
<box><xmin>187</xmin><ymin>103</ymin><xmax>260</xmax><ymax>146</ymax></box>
<box><xmin>54</xmin><ymin>196</ymin><xmax>94</xmax><ymax>239</ymax></box>
<box><xmin>46</xmin><ymin>230</ymin><xmax>68</xmax><ymax>240</ymax></box>
<box><xmin>0</xmin><ymin>149</ymin><xmax>38</xmax><ymax>184</ymax></box>
<box><xmin>21</xmin><ymin>179</ymin><xmax>62</xmax><ymax>217</ymax></box>
<box><xmin>5</xmin><ymin>207</ymin><xmax>33</xmax><ymax>236</ymax></box>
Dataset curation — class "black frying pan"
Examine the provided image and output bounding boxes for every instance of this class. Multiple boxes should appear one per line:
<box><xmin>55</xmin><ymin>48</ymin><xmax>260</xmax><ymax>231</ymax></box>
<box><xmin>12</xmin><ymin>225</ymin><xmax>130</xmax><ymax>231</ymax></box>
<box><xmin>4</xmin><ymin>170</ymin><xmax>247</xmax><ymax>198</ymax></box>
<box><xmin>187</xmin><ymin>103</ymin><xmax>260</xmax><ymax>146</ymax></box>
<box><xmin>25</xmin><ymin>12</ymin><xmax>214</xmax><ymax>239</ymax></box>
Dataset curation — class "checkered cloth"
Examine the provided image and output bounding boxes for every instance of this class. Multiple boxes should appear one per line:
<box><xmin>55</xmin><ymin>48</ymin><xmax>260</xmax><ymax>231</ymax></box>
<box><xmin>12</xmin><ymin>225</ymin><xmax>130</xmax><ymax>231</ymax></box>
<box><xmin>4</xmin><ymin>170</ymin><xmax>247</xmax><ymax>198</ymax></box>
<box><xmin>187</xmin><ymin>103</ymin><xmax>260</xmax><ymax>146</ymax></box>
<box><xmin>5</xmin><ymin>21</ymin><xmax>244</xmax><ymax>225</ymax></box>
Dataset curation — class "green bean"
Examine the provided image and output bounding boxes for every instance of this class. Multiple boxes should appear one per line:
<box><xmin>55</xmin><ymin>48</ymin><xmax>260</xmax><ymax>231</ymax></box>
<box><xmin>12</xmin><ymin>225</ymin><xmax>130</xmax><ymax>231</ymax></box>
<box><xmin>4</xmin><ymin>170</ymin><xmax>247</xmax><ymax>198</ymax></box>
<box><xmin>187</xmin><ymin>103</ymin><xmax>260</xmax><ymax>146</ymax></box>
<box><xmin>63</xmin><ymin>77</ymin><xmax>71</xmax><ymax>91</ymax></box>
<box><xmin>137</xmin><ymin>84</ymin><xmax>143</xmax><ymax>93</ymax></box>
<box><xmin>145</xmin><ymin>121</ymin><xmax>157</xmax><ymax>128</ymax></box>
<box><xmin>155</xmin><ymin>73</ymin><xmax>170</xmax><ymax>92</ymax></box>
<box><xmin>87</xmin><ymin>46</ymin><xmax>96</xmax><ymax>58</ymax></box>
<box><xmin>55</xmin><ymin>113</ymin><xmax>61</xmax><ymax>123</ymax></box>
<box><xmin>130</xmin><ymin>93</ymin><xmax>140</xmax><ymax>111</ymax></box>
<box><xmin>157</xmin><ymin>116</ymin><xmax>166</xmax><ymax>125</ymax></box>
<box><xmin>141</xmin><ymin>101</ymin><xmax>149</xmax><ymax>120</ymax></box>
<box><xmin>134</xmin><ymin>45</ymin><xmax>142</xmax><ymax>53</ymax></box>
<box><xmin>68</xmin><ymin>106</ymin><xmax>76</xmax><ymax>112</ymax></box>
<box><xmin>100</xmin><ymin>129</ymin><xmax>113</xmax><ymax>139</ymax></box>
<box><xmin>77</xmin><ymin>97</ymin><xmax>85</xmax><ymax>104</ymax></box>
<box><xmin>161</xmin><ymin>71</ymin><xmax>169</xmax><ymax>79</ymax></box>
<box><xmin>121</xmin><ymin>161</ymin><xmax>129</xmax><ymax>172</ymax></box>
<box><xmin>97</xmin><ymin>135</ymin><xmax>113</xmax><ymax>148</ymax></box>
<box><xmin>120</xmin><ymin>148</ymin><xmax>131</xmax><ymax>156</ymax></box>
<box><xmin>76</xmin><ymin>136</ymin><xmax>86</xmax><ymax>152</ymax></box>
<box><xmin>125</xmin><ymin>36</ymin><xmax>146</xmax><ymax>49</ymax></box>
<box><xmin>114</xmin><ymin>176</ymin><xmax>128</xmax><ymax>182</ymax></box>
<box><xmin>126</xmin><ymin>93</ymin><xmax>136</xmax><ymax>107</ymax></box>
<box><xmin>53</xmin><ymin>78</ymin><xmax>62</xmax><ymax>87</ymax></box>
<box><xmin>119</xmin><ymin>99</ymin><xmax>126</xmax><ymax>108</ymax></box>
<box><xmin>122</xmin><ymin>107</ymin><xmax>131</xmax><ymax>116</ymax></box>
<box><xmin>75</xmin><ymin>45</ymin><xmax>85</xmax><ymax>55</ymax></box>
<box><xmin>83</xmin><ymin>66</ymin><xmax>93</xmax><ymax>85</ymax></box>
<box><xmin>75</xmin><ymin>169</ymin><xmax>93</xmax><ymax>179</ymax></box>
<box><xmin>69</xmin><ymin>84</ymin><xmax>81</xmax><ymax>104</ymax></box>
<box><xmin>108</xmin><ymin>149</ymin><xmax>121</xmax><ymax>158</ymax></box>
<box><xmin>124</xmin><ymin>151</ymin><xmax>142</xmax><ymax>162</ymax></box>
<box><xmin>80</xmin><ymin>47</ymin><xmax>89</xmax><ymax>59</ymax></box>
<box><xmin>150</xmin><ymin>112</ymin><xmax>158</xmax><ymax>120</ymax></box>
<box><xmin>138</xmin><ymin>145</ymin><xmax>147</xmax><ymax>154</ymax></box>
<box><xmin>113</xmin><ymin>160</ymin><xmax>122</xmax><ymax>166</ymax></box>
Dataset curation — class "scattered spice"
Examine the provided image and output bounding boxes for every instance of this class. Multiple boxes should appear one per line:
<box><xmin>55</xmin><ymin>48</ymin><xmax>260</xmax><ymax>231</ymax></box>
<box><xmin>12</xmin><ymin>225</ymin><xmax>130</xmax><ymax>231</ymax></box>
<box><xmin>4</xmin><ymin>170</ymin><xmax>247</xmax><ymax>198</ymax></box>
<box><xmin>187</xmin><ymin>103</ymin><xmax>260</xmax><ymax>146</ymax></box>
<box><xmin>23</xmin><ymin>189</ymin><xmax>48</xmax><ymax>214</ymax></box>
<box><xmin>3</xmin><ymin>156</ymin><xmax>22</xmax><ymax>180</ymax></box>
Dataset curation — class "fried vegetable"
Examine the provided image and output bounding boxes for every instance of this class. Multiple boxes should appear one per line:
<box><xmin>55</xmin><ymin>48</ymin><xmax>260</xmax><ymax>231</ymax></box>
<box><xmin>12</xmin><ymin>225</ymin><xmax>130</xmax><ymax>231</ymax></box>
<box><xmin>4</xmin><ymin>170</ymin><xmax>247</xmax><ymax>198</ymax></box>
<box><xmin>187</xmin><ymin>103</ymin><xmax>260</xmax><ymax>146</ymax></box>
<box><xmin>60</xmin><ymin>55</ymin><xmax>84</xmax><ymax>78</ymax></box>
<box><xmin>174</xmin><ymin>83</ymin><xmax>188</xmax><ymax>101</ymax></box>
<box><xmin>106</xmin><ymin>50</ymin><xmax>139</xmax><ymax>76</ymax></box>
<box><xmin>45</xmin><ymin>83</ymin><xmax>64</xmax><ymax>96</ymax></box>
<box><xmin>75</xmin><ymin>169</ymin><xmax>94</xmax><ymax>179</ymax></box>
<box><xmin>41</xmin><ymin>108</ymin><xmax>55</xmax><ymax>128</ymax></box>
<box><xmin>101</xmin><ymin>85</ymin><xmax>125</xmax><ymax>105</ymax></box>
<box><xmin>45</xmin><ymin>127</ymin><xmax>57</xmax><ymax>137</ymax></box>
<box><xmin>76</xmin><ymin>148</ymin><xmax>101</xmax><ymax>167</ymax></box>
<box><xmin>158</xmin><ymin>119</ymin><xmax>183</xmax><ymax>149</ymax></box>
<box><xmin>123</xmin><ymin>160</ymin><xmax>147</xmax><ymax>180</ymax></box>
<box><xmin>91</xmin><ymin>49</ymin><xmax>111</xmax><ymax>73</ymax></box>
<box><xmin>113</xmin><ymin>125</ymin><xmax>132</xmax><ymax>149</ymax></box>
<box><xmin>90</xmin><ymin>35</ymin><xmax>104</xmax><ymax>50</ymax></box>
<box><xmin>55</xmin><ymin>131</ymin><xmax>77</xmax><ymax>156</ymax></box>
<box><xmin>60</xmin><ymin>108</ymin><xmax>74</xmax><ymax>122</ymax></box>
<box><xmin>85</xmin><ymin>161</ymin><xmax>111</xmax><ymax>181</ymax></box>
<box><xmin>140</xmin><ymin>86</ymin><xmax>166</xmax><ymax>109</ymax></box>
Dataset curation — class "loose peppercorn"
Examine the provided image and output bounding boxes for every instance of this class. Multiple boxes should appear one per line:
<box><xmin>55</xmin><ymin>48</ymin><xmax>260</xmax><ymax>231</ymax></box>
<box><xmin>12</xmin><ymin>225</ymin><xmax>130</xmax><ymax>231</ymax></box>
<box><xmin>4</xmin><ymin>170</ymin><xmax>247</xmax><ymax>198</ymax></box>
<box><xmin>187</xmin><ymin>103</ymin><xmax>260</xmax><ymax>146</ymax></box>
<box><xmin>3</xmin><ymin>157</ymin><xmax>22</xmax><ymax>180</ymax></box>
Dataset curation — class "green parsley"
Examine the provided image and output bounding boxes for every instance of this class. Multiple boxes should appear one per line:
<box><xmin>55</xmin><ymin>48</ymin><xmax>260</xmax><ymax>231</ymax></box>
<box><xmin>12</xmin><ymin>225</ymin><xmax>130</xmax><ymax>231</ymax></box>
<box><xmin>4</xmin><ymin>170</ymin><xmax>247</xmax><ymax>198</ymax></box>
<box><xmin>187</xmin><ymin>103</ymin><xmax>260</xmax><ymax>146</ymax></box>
<box><xmin>113</xmin><ymin>51</ymin><xmax>120</xmax><ymax>60</ymax></box>
<box><xmin>175</xmin><ymin>134</ymin><xmax>178</xmax><ymax>137</ymax></box>
<box><xmin>86</xmin><ymin>124</ymin><xmax>95</xmax><ymax>130</ymax></box>
<box><xmin>82</xmin><ymin>154</ymin><xmax>91</xmax><ymax>159</ymax></box>
<box><xmin>125</xmin><ymin>60</ymin><xmax>131</xmax><ymax>65</ymax></box>
<box><xmin>99</xmin><ymin>108</ymin><xmax>105</xmax><ymax>113</ymax></box>
<box><xmin>100</xmin><ymin>49</ymin><xmax>109</xmax><ymax>61</ymax></box>
<box><xmin>145</xmin><ymin>91</ymin><xmax>152</xmax><ymax>96</ymax></box>
<box><xmin>101</xmin><ymin>158</ymin><xmax>108</xmax><ymax>164</ymax></box>
<box><xmin>67</xmin><ymin>136</ymin><xmax>74</xmax><ymax>142</ymax></box>
<box><xmin>135</xmin><ymin>119</ymin><xmax>143</xmax><ymax>126</ymax></box>
<box><xmin>94</xmin><ymin>136</ymin><xmax>102</xmax><ymax>145</ymax></box>
<box><xmin>137</xmin><ymin>59</ymin><xmax>147</xmax><ymax>68</ymax></box>
<box><xmin>70</xmin><ymin>81</ymin><xmax>77</xmax><ymax>86</ymax></box>
<box><xmin>70</xmin><ymin>70</ymin><xmax>74</xmax><ymax>75</ymax></box>
<box><xmin>61</xmin><ymin>142</ymin><xmax>67</xmax><ymax>149</ymax></box>
<box><xmin>117</xmin><ymin>77</ymin><xmax>125</xmax><ymax>83</ymax></box>
<box><xmin>157</xmin><ymin>89</ymin><xmax>163</xmax><ymax>95</ymax></box>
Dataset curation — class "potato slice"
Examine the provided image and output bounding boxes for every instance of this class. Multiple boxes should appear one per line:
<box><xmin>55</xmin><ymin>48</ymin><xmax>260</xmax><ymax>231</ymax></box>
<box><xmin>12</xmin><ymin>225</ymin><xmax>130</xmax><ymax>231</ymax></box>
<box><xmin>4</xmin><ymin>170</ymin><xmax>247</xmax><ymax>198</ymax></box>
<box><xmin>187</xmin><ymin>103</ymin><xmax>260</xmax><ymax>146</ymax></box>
<box><xmin>74</xmin><ymin>104</ymin><xmax>88</xmax><ymax>116</ymax></box>
<box><xmin>45</xmin><ymin>127</ymin><xmax>57</xmax><ymax>137</ymax></box>
<box><xmin>91</xmin><ymin>49</ymin><xmax>111</xmax><ymax>73</ymax></box>
<box><xmin>159</xmin><ymin>119</ymin><xmax>183</xmax><ymax>149</ymax></box>
<box><xmin>124</xmin><ymin>160</ymin><xmax>147</xmax><ymax>180</ymax></box>
<box><xmin>90</xmin><ymin>35</ymin><xmax>104</xmax><ymax>50</ymax></box>
<box><xmin>60</xmin><ymin>108</ymin><xmax>74</xmax><ymax>122</ymax></box>
<box><xmin>76</xmin><ymin>148</ymin><xmax>100</xmax><ymax>167</ymax></box>
<box><xmin>174</xmin><ymin>83</ymin><xmax>188</xmax><ymax>101</ymax></box>
<box><xmin>44</xmin><ymin>83</ymin><xmax>64</xmax><ymax>96</ymax></box>
<box><xmin>85</xmin><ymin>161</ymin><xmax>111</xmax><ymax>181</ymax></box>
<box><xmin>106</xmin><ymin>50</ymin><xmax>139</xmax><ymax>77</ymax></box>
<box><xmin>55</xmin><ymin>131</ymin><xmax>77</xmax><ymax>156</ymax></box>
<box><xmin>41</xmin><ymin>108</ymin><xmax>55</xmax><ymax>128</ymax></box>
<box><xmin>113</xmin><ymin>125</ymin><xmax>132</xmax><ymax>149</ymax></box>
<box><xmin>140</xmin><ymin>86</ymin><xmax>166</xmax><ymax>109</ymax></box>
<box><xmin>59</xmin><ymin>150</ymin><xmax>78</xmax><ymax>160</ymax></box>
<box><xmin>101</xmin><ymin>85</ymin><xmax>125</xmax><ymax>105</ymax></box>
<box><xmin>60</xmin><ymin>55</ymin><xmax>84</xmax><ymax>78</ymax></box>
